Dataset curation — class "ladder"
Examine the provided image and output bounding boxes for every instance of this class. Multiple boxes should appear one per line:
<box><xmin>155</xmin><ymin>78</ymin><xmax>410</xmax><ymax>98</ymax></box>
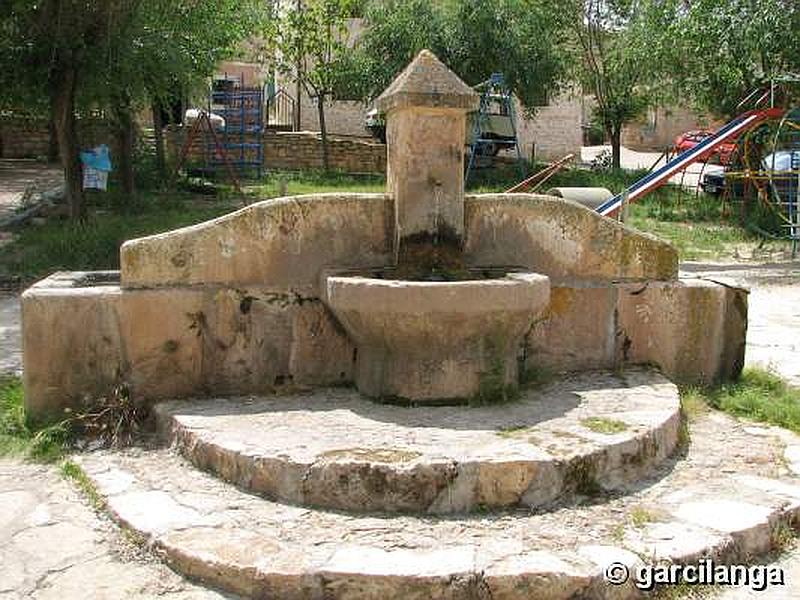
<box><xmin>465</xmin><ymin>73</ymin><xmax>525</xmax><ymax>184</ymax></box>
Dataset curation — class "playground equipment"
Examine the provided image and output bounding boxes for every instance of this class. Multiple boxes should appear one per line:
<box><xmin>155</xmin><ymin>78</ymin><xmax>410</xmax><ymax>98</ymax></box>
<box><xmin>504</xmin><ymin>153</ymin><xmax>574</xmax><ymax>193</ymax></box>
<box><xmin>716</xmin><ymin>107</ymin><xmax>800</xmax><ymax>255</ymax></box>
<box><xmin>208</xmin><ymin>77</ymin><xmax>264</xmax><ymax>178</ymax></box>
<box><xmin>465</xmin><ymin>73</ymin><xmax>525</xmax><ymax>183</ymax></box>
<box><xmin>595</xmin><ymin>108</ymin><xmax>785</xmax><ymax>217</ymax></box>
<box><xmin>172</xmin><ymin>109</ymin><xmax>243</xmax><ymax>194</ymax></box>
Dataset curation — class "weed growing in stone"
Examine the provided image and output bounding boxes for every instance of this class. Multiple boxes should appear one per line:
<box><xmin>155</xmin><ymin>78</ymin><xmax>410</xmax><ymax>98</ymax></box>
<box><xmin>629</xmin><ymin>505</ymin><xmax>667</xmax><ymax>529</ymax></box>
<box><xmin>0</xmin><ymin>375</ymin><xmax>148</xmax><ymax>461</ymax></box>
<box><xmin>770</xmin><ymin>520</ymin><xmax>797</xmax><ymax>554</ymax></box>
<box><xmin>61</xmin><ymin>460</ymin><xmax>105</xmax><ymax>511</ymax></box>
<box><xmin>519</xmin><ymin>364</ymin><xmax>554</xmax><ymax>389</ymax></box>
<box><xmin>495</xmin><ymin>425</ymin><xmax>528</xmax><ymax>439</ymax></box>
<box><xmin>678</xmin><ymin>387</ymin><xmax>710</xmax><ymax>421</ymax></box>
<box><xmin>580</xmin><ymin>416</ymin><xmax>628</xmax><ymax>435</ymax></box>
<box><xmin>67</xmin><ymin>382</ymin><xmax>147</xmax><ymax>449</ymax></box>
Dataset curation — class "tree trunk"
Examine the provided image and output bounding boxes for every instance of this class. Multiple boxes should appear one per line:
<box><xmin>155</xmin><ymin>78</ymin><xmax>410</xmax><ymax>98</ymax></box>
<box><xmin>112</xmin><ymin>97</ymin><xmax>136</xmax><ymax>197</ymax></box>
<box><xmin>47</xmin><ymin>119</ymin><xmax>59</xmax><ymax>163</ymax></box>
<box><xmin>151</xmin><ymin>100</ymin><xmax>166</xmax><ymax>177</ymax></box>
<box><xmin>317</xmin><ymin>96</ymin><xmax>330</xmax><ymax>171</ymax></box>
<box><xmin>610</xmin><ymin>125</ymin><xmax>622</xmax><ymax>171</ymax></box>
<box><xmin>50</xmin><ymin>64</ymin><xmax>85</xmax><ymax>220</ymax></box>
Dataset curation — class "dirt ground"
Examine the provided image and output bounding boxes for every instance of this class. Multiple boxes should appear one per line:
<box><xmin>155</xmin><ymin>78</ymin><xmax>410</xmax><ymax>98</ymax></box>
<box><xmin>0</xmin><ymin>160</ymin><xmax>63</xmax><ymax>222</ymax></box>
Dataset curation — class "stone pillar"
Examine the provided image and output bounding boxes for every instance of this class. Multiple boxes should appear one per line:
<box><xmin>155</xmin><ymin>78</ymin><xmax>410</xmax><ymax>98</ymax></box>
<box><xmin>376</xmin><ymin>50</ymin><xmax>479</xmax><ymax>245</ymax></box>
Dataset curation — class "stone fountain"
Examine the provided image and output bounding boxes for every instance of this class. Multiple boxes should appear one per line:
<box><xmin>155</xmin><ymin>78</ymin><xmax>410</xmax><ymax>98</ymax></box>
<box><xmin>21</xmin><ymin>50</ymin><xmax>746</xmax><ymax>420</ymax></box>
<box><xmin>19</xmin><ymin>51</ymin><xmax>774</xmax><ymax>600</ymax></box>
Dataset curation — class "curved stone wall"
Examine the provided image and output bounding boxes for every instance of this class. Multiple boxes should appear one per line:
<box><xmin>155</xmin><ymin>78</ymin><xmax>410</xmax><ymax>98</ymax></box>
<box><xmin>121</xmin><ymin>193</ymin><xmax>394</xmax><ymax>290</ymax></box>
<box><xmin>464</xmin><ymin>194</ymin><xmax>678</xmax><ymax>283</ymax></box>
<box><xmin>120</xmin><ymin>192</ymin><xmax>677</xmax><ymax>290</ymax></box>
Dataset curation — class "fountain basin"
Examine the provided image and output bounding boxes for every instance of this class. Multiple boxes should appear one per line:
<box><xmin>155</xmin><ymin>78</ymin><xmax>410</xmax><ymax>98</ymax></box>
<box><xmin>322</xmin><ymin>271</ymin><xmax>550</xmax><ymax>403</ymax></box>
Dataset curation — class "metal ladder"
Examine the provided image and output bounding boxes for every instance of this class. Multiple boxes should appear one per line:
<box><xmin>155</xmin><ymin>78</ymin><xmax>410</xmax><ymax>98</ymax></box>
<box><xmin>465</xmin><ymin>73</ymin><xmax>525</xmax><ymax>185</ymax></box>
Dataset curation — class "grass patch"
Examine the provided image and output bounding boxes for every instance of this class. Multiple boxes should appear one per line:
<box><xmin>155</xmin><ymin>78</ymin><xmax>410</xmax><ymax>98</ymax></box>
<box><xmin>244</xmin><ymin>169</ymin><xmax>385</xmax><ymax>197</ymax></box>
<box><xmin>0</xmin><ymin>191</ymin><xmax>239</xmax><ymax>283</ymax></box>
<box><xmin>679</xmin><ymin>387</ymin><xmax>711</xmax><ymax>422</ymax></box>
<box><xmin>580</xmin><ymin>416</ymin><xmax>629</xmax><ymax>434</ymax></box>
<box><xmin>681</xmin><ymin>367</ymin><xmax>800</xmax><ymax>435</ymax></box>
<box><xmin>701</xmin><ymin>367</ymin><xmax>800</xmax><ymax>434</ymax></box>
<box><xmin>0</xmin><ymin>375</ymin><xmax>70</xmax><ymax>461</ymax></box>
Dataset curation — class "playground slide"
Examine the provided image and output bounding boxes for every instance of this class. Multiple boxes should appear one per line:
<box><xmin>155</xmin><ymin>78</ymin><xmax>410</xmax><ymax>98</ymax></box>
<box><xmin>595</xmin><ymin>108</ymin><xmax>785</xmax><ymax>217</ymax></box>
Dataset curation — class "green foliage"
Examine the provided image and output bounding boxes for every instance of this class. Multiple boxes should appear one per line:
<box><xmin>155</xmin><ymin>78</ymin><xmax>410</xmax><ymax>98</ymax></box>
<box><xmin>0</xmin><ymin>375</ymin><xmax>70</xmax><ymax>461</ymax></box>
<box><xmin>352</xmin><ymin>0</ymin><xmax>568</xmax><ymax>114</ymax></box>
<box><xmin>648</xmin><ymin>0</ymin><xmax>800</xmax><ymax>117</ymax></box>
<box><xmin>266</xmin><ymin>0</ymin><xmax>358</xmax><ymax>103</ymax></box>
<box><xmin>707</xmin><ymin>367</ymin><xmax>800</xmax><ymax>434</ymax></box>
<box><xmin>565</xmin><ymin>0</ymin><xmax>659</xmax><ymax>168</ymax></box>
<box><xmin>0</xmin><ymin>1</ymin><xmax>264</xmax><ymax>112</ymax></box>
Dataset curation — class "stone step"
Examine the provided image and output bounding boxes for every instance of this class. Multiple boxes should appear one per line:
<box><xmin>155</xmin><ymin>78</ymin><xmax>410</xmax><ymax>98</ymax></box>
<box><xmin>76</xmin><ymin>411</ymin><xmax>800</xmax><ymax>600</ymax></box>
<box><xmin>153</xmin><ymin>369</ymin><xmax>680</xmax><ymax>514</ymax></box>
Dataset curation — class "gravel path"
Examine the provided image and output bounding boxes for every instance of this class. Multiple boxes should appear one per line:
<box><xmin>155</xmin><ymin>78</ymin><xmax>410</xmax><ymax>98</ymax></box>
<box><xmin>0</xmin><ymin>159</ymin><xmax>63</xmax><ymax>222</ymax></box>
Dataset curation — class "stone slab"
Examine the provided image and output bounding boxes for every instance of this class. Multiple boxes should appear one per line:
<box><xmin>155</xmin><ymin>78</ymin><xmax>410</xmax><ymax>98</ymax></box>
<box><xmin>77</xmin><ymin>409</ymin><xmax>800</xmax><ymax>600</ymax></box>
<box><xmin>0</xmin><ymin>459</ymin><xmax>226</xmax><ymax>600</ymax></box>
<box><xmin>154</xmin><ymin>369</ymin><xmax>680</xmax><ymax>513</ymax></box>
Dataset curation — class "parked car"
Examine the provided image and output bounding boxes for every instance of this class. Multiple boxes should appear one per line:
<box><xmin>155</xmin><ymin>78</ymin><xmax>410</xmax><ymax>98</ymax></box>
<box><xmin>674</xmin><ymin>129</ymin><xmax>737</xmax><ymax>165</ymax></box>
<box><xmin>701</xmin><ymin>149</ymin><xmax>800</xmax><ymax>196</ymax></box>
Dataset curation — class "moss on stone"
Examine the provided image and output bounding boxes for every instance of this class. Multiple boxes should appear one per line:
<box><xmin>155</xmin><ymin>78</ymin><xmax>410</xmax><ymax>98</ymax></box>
<box><xmin>580</xmin><ymin>417</ymin><xmax>628</xmax><ymax>434</ymax></box>
<box><xmin>319</xmin><ymin>447</ymin><xmax>422</xmax><ymax>463</ymax></box>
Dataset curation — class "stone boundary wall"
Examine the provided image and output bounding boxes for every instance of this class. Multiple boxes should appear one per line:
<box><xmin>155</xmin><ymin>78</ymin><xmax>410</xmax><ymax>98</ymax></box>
<box><xmin>0</xmin><ymin>116</ymin><xmax>113</xmax><ymax>159</ymax></box>
<box><xmin>167</xmin><ymin>128</ymin><xmax>387</xmax><ymax>175</ymax></box>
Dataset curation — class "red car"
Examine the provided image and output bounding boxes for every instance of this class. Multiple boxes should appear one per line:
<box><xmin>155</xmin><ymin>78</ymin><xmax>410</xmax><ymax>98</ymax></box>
<box><xmin>674</xmin><ymin>129</ymin><xmax>737</xmax><ymax>165</ymax></box>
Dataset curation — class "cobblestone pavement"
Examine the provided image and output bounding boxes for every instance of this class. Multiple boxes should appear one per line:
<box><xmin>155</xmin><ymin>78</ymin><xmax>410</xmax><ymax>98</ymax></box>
<box><xmin>0</xmin><ymin>159</ymin><xmax>63</xmax><ymax>222</ymax></box>
<box><xmin>0</xmin><ymin>459</ymin><xmax>233</xmax><ymax>599</ymax></box>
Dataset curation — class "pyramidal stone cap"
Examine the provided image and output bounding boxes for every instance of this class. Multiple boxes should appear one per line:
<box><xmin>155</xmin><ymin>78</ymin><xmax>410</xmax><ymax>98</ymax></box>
<box><xmin>375</xmin><ymin>49</ymin><xmax>480</xmax><ymax>113</ymax></box>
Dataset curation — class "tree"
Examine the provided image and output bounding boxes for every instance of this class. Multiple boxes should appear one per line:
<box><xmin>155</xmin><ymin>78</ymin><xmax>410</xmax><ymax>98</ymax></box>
<box><xmin>0</xmin><ymin>1</ymin><xmax>265</xmax><ymax>217</ymax></box>
<box><xmin>267</xmin><ymin>0</ymin><xmax>359</xmax><ymax>171</ymax></box>
<box><xmin>353</xmin><ymin>0</ymin><xmax>568</xmax><ymax>116</ymax></box>
<box><xmin>565</xmin><ymin>0</ymin><xmax>656</xmax><ymax>170</ymax></box>
<box><xmin>0</xmin><ymin>1</ymin><xmax>133</xmax><ymax>219</ymax></box>
<box><xmin>652</xmin><ymin>0</ymin><xmax>800</xmax><ymax>118</ymax></box>
<box><xmin>96</xmin><ymin>0</ymin><xmax>267</xmax><ymax>194</ymax></box>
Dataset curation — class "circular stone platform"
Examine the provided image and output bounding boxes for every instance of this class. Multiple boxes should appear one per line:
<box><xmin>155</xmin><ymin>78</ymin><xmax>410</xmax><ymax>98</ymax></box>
<box><xmin>154</xmin><ymin>368</ymin><xmax>680</xmax><ymax>514</ymax></box>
